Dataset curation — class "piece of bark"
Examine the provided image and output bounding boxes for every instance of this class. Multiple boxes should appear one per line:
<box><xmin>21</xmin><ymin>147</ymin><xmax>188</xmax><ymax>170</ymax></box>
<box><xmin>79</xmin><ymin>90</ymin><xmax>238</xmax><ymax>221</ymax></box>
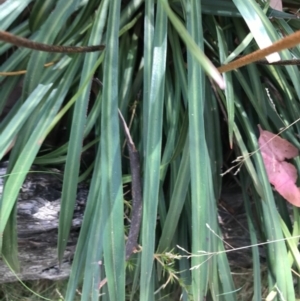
<box><xmin>0</xmin><ymin>163</ymin><xmax>88</xmax><ymax>283</ymax></box>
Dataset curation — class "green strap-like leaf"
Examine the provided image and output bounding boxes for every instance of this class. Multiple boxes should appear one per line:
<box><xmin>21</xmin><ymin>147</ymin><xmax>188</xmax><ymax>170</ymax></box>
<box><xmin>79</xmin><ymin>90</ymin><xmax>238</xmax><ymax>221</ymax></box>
<box><xmin>101</xmin><ymin>1</ymin><xmax>125</xmax><ymax>300</ymax></box>
<box><xmin>140</xmin><ymin>2</ymin><xmax>168</xmax><ymax>300</ymax></box>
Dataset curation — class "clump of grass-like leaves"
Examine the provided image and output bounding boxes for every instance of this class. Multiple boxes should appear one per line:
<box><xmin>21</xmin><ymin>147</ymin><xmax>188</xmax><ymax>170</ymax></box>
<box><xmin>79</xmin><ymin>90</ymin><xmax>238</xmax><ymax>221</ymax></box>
<box><xmin>1</xmin><ymin>0</ymin><xmax>300</xmax><ymax>300</ymax></box>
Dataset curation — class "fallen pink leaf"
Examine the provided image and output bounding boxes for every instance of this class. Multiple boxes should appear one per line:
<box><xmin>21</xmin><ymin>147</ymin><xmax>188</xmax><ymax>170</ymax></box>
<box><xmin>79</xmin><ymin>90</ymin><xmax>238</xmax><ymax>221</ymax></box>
<box><xmin>258</xmin><ymin>125</ymin><xmax>300</xmax><ymax>207</ymax></box>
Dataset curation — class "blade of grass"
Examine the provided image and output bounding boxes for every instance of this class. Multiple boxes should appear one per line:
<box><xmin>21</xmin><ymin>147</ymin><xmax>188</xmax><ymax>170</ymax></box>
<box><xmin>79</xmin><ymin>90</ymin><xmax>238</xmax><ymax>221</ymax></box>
<box><xmin>157</xmin><ymin>140</ymin><xmax>190</xmax><ymax>252</ymax></box>
<box><xmin>185</xmin><ymin>0</ymin><xmax>210</xmax><ymax>298</ymax></box>
<box><xmin>0</xmin><ymin>0</ymin><xmax>32</xmax><ymax>30</ymax></box>
<box><xmin>101</xmin><ymin>1</ymin><xmax>125</xmax><ymax>300</ymax></box>
<box><xmin>214</xmin><ymin>17</ymin><xmax>235</xmax><ymax>147</ymax></box>
<box><xmin>160</xmin><ymin>0</ymin><xmax>225</xmax><ymax>89</ymax></box>
<box><xmin>140</xmin><ymin>1</ymin><xmax>167</xmax><ymax>299</ymax></box>
<box><xmin>22</xmin><ymin>0</ymin><xmax>82</xmax><ymax>98</ymax></box>
<box><xmin>64</xmin><ymin>91</ymin><xmax>105</xmax><ymax>301</ymax></box>
<box><xmin>241</xmin><ymin>174</ymin><xmax>262</xmax><ymax>301</ymax></box>
<box><xmin>204</xmin><ymin>77</ymin><xmax>236</xmax><ymax>299</ymax></box>
<box><xmin>57</xmin><ymin>2</ymin><xmax>106</xmax><ymax>262</ymax></box>
<box><xmin>0</xmin><ymin>83</ymin><xmax>52</xmax><ymax>159</ymax></box>
<box><xmin>29</xmin><ymin>0</ymin><xmax>56</xmax><ymax>32</ymax></box>
<box><xmin>142</xmin><ymin>0</ymin><xmax>154</xmax><ymax>153</ymax></box>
